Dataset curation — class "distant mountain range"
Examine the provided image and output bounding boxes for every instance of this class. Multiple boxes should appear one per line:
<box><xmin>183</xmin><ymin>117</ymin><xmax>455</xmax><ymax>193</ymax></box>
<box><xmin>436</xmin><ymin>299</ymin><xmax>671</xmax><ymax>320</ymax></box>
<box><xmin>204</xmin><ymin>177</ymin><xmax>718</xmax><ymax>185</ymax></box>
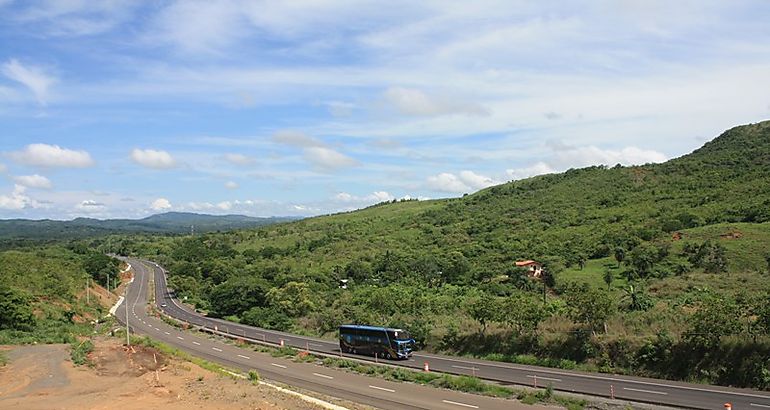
<box><xmin>0</xmin><ymin>212</ymin><xmax>297</xmax><ymax>240</ymax></box>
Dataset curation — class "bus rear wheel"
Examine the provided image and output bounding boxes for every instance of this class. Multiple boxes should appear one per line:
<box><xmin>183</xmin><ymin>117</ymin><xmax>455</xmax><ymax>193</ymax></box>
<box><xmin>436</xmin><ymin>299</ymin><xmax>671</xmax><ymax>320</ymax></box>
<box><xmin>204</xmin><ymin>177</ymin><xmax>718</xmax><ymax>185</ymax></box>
<box><xmin>385</xmin><ymin>352</ymin><xmax>392</xmax><ymax>360</ymax></box>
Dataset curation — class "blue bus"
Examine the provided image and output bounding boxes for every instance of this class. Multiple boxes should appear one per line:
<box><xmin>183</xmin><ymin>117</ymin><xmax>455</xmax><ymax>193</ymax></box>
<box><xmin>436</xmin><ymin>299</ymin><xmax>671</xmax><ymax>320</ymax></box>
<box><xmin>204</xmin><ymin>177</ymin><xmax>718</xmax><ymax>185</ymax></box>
<box><xmin>339</xmin><ymin>325</ymin><xmax>415</xmax><ymax>360</ymax></box>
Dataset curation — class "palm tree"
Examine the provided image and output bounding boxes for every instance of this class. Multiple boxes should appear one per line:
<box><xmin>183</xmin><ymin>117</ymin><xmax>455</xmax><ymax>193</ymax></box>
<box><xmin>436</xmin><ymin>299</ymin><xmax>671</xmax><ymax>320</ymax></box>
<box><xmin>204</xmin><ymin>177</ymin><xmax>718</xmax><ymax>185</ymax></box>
<box><xmin>621</xmin><ymin>284</ymin><xmax>652</xmax><ymax>311</ymax></box>
<box><xmin>603</xmin><ymin>269</ymin><xmax>613</xmax><ymax>290</ymax></box>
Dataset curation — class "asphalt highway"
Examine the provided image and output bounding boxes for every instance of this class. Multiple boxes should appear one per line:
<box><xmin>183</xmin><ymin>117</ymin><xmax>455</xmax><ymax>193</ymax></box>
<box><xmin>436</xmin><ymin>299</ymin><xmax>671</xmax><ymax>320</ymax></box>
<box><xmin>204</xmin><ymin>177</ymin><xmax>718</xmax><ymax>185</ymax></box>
<box><xmin>116</xmin><ymin>257</ymin><xmax>541</xmax><ymax>410</ymax></box>
<box><xmin>126</xmin><ymin>256</ymin><xmax>770</xmax><ymax>409</ymax></box>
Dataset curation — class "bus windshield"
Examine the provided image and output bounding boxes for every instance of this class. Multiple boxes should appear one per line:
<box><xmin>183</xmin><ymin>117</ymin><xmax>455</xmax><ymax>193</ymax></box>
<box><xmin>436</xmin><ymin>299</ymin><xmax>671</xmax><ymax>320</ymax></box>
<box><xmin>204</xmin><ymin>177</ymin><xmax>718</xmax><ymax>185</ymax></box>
<box><xmin>388</xmin><ymin>330</ymin><xmax>411</xmax><ymax>341</ymax></box>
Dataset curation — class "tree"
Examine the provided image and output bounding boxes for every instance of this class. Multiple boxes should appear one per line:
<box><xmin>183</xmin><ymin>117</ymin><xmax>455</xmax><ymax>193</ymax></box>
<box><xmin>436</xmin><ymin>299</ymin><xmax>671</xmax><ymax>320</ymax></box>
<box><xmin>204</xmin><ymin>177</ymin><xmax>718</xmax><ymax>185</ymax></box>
<box><xmin>702</xmin><ymin>243</ymin><xmax>727</xmax><ymax>274</ymax></box>
<box><xmin>464</xmin><ymin>294</ymin><xmax>499</xmax><ymax>336</ymax></box>
<box><xmin>620</xmin><ymin>283</ymin><xmax>653</xmax><ymax>311</ymax></box>
<box><xmin>241</xmin><ymin>306</ymin><xmax>292</xmax><ymax>331</ymax></box>
<box><xmin>266</xmin><ymin>281</ymin><xmax>316</xmax><ymax>317</ymax></box>
<box><xmin>563</xmin><ymin>282</ymin><xmax>615</xmax><ymax>334</ymax></box>
<box><xmin>444</xmin><ymin>251</ymin><xmax>470</xmax><ymax>284</ymax></box>
<box><xmin>501</xmin><ymin>293</ymin><xmax>548</xmax><ymax>335</ymax></box>
<box><xmin>752</xmin><ymin>293</ymin><xmax>770</xmax><ymax>335</ymax></box>
<box><xmin>345</xmin><ymin>259</ymin><xmax>373</xmax><ymax>283</ymax></box>
<box><xmin>83</xmin><ymin>252</ymin><xmax>120</xmax><ymax>288</ymax></box>
<box><xmin>603</xmin><ymin>268</ymin><xmax>613</xmax><ymax>290</ymax></box>
<box><xmin>208</xmin><ymin>276</ymin><xmax>269</xmax><ymax>317</ymax></box>
<box><xmin>628</xmin><ymin>243</ymin><xmax>659</xmax><ymax>277</ymax></box>
<box><xmin>685</xmin><ymin>294</ymin><xmax>742</xmax><ymax>349</ymax></box>
<box><xmin>0</xmin><ymin>285</ymin><xmax>35</xmax><ymax>330</ymax></box>
<box><xmin>614</xmin><ymin>247</ymin><xmax>626</xmax><ymax>268</ymax></box>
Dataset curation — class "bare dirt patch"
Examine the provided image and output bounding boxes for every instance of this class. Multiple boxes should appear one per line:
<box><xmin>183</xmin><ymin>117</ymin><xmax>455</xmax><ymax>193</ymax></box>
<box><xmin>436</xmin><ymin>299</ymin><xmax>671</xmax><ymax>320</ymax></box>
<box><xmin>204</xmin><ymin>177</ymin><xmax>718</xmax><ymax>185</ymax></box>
<box><xmin>0</xmin><ymin>338</ymin><xmax>369</xmax><ymax>410</ymax></box>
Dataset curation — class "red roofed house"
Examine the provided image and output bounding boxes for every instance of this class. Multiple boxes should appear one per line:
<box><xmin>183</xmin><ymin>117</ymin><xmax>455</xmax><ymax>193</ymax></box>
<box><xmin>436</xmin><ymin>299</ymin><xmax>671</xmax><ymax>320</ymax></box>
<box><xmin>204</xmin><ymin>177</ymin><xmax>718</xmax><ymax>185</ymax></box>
<box><xmin>515</xmin><ymin>260</ymin><xmax>543</xmax><ymax>278</ymax></box>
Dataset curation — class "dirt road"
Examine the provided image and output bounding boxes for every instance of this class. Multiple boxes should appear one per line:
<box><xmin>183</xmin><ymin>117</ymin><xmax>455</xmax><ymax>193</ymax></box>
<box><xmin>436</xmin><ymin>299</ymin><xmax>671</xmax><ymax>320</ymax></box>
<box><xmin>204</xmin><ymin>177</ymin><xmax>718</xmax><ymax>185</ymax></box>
<box><xmin>0</xmin><ymin>338</ymin><xmax>369</xmax><ymax>410</ymax></box>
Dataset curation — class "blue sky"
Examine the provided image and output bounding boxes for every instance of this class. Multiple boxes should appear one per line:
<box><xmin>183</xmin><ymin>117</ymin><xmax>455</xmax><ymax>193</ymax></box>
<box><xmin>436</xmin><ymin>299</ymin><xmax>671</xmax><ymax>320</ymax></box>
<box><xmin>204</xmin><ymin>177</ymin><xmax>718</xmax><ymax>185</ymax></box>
<box><xmin>1</xmin><ymin>1</ymin><xmax>770</xmax><ymax>219</ymax></box>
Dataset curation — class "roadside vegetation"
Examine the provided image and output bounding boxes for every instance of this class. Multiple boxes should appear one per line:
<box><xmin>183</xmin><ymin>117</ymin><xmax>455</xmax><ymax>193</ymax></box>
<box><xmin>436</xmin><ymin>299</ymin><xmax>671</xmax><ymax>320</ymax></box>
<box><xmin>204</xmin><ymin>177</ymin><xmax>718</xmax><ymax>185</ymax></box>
<box><xmin>0</xmin><ymin>245</ymin><xmax>121</xmax><ymax>346</ymax></box>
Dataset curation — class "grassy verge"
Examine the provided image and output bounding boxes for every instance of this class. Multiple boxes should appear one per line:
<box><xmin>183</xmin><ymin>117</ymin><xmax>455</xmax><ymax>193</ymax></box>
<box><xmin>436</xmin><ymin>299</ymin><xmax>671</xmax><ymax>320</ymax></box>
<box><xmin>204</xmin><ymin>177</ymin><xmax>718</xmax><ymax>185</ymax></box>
<box><xmin>221</xmin><ymin>331</ymin><xmax>586</xmax><ymax>409</ymax></box>
<box><xmin>313</xmin><ymin>355</ymin><xmax>585</xmax><ymax>409</ymax></box>
<box><xmin>0</xmin><ymin>350</ymin><xmax>7</xmax><ymax>367</ymax></box>
<box><xmin>70</xmin><ymin>339</ymin><xmax>94</xmax><ymax>366</ymax></box>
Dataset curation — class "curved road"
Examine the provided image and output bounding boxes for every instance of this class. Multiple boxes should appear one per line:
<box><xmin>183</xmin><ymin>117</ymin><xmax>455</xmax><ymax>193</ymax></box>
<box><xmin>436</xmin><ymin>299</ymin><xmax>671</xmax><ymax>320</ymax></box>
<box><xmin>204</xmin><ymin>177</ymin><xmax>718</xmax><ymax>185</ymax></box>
<box><xmin>127</xmin><ymin>256</ymin><xmax>770</xmax><ymax>409</ymax></box>
<box><xmin>116</xmin><ymin>257</ymin><xmax>538</xmax><ymax>410</ymax></box>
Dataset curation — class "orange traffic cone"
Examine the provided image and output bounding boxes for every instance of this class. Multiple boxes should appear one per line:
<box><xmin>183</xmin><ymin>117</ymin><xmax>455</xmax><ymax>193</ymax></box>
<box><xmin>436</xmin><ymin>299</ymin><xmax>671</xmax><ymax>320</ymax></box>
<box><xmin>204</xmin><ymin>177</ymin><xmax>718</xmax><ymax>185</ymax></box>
<box><xmin>423</xmin><ymin>362</ymin><xmax>430</xmax><ymax>372</ymax></box>
<box><xmin>724</xmin><ymin>403</ymin><xmax>732</xmax><ymax>410</ymax></box>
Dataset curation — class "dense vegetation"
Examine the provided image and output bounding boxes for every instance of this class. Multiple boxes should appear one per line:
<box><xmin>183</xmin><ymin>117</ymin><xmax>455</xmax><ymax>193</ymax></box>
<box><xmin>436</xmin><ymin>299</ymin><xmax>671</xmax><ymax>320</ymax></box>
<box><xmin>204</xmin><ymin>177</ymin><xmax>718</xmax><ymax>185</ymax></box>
<box><xmin>88</xmin><ymin>121</ymin><xmax>770</xmax><ymax>389</ymax></box>
<box><xmin>0</xmin><ymin>245</ymin><xmax>120</xmax><ymax>344</ymax></box>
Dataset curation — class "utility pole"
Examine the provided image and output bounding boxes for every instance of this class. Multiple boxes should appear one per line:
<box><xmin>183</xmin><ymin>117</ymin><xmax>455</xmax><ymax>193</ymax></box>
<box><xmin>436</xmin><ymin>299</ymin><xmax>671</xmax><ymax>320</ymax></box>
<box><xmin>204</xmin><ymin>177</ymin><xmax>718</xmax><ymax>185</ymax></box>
<box><xmin>191</xmin><ymin>225</ymin><xmax>195</xmax><ymax>236</ymax></box>
<box><xmin>126</xmin><ymin>299</ymin><xmax>130</xmax><ymax>346</ymax></box>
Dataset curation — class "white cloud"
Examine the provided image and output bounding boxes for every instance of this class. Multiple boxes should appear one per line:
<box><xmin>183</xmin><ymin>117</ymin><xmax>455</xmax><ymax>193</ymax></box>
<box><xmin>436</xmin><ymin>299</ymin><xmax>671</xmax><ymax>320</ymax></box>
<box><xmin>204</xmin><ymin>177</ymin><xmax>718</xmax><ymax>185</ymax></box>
<box><xmin>458</xmin><ymin>170</ymin><xmax>499</xmax><ymax>190</ymax></box>
<box><xmin>334</xmin><ymin>191</ymin><xmax>394</xmax><ymax>203</ymax></box>
<box><xmin>150</xmin><ymin>198</ymin><xmax>172</xmax><ymax>211</ymax></box>
<box><xmin>0</xmin><ymin>184</ymin><xmax>37</xmax><ymax>210</ymax></box>
<box><xmin>11</xmin><ymin>143</ymin><xmax>94</xmax><ymax>168</ymax></box>
<box><xmin>0</xmin><ymin>163</ymin><xmax>6</xmax><ymax>173</ymax></box>
<box><xmin>76</xmin><ymin>200</ymin><xmax>106</xmax><ymax>212</ymax></box>
<box><xmin>272</xmin><ymin>130</ymin><xmax>324</xmax><ymax>148</ymax></box>
<box><xmin>148</xmin><ymin>0</ymin><xmax>245</xmax><ymax>54</ymax></box>
<box><xmin>1</xmin><ymin>59</ymin><xmax>57</xmax><ymax>105</ymax></box>
<box><xmin>224</xmin><ymin>181</ymin><xmax>239</xmax><ymax>189</ymax></box>
<box><xmin>223</xmin><ymin>153</ymin><xmax>254</xmax><ymax>166</ymax></box>
<box><xmin>217</xmin><ymin>201</ymin><xmax>232</xmax><ymax>211</ymax></box>
<box><xmin>426</xmin><ymin>172</ymin><xmax>471</xmax><ymax>193</ymax></box>
<box><xmin>14</xmin><ymin>1</ymin><xmax>137</xmax><ymax>37</ymax></box>
<box><xmin>504</xmin><ymin>144</ymin><xmax>667</xmax><ymax>182</ymax></box>
<box><xmin>426</xmin><ymin>170</ymin><xmax>499</xmax><ymax>193</ymax></box>
<box><xmin>383</xmin><ymin>86</ymin><xmax>489</xmax><ymax>117</ymax></box>
<box><xmin>547</xmin><ymin>142</ymin><xmax>668</xmax><ymax>169</ymax></box>
<box><xmin>325</xmin><ymin>101</ymin><xmax>355</xmax><ymax>117</ymax></box>
<box><xmin>506</xmin><ymin>162</ymin><xmax>556</xmax><ymax>181</ymax></box>
<box><xmin>13</xmin><ymin>174</ymin><xmax>53</xmax><ymax>189</ymax></box>
<box><xmin>130</xmin><ymin>148</ymin><xmax>177</xmax><ymax>169</ymax></box>
<box><xmin>303</xmin><ymin>147</ymin><xmax>358</xmax><ymax>171</ymax></box>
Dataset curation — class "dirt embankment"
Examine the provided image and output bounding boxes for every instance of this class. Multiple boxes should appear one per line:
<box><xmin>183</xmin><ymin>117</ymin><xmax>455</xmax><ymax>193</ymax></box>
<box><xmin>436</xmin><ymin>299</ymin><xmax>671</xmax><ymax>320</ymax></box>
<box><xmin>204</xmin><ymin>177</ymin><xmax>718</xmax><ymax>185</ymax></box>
<box><xmin>0</xmin><ymin>338</ymin><xmax>358</xmax><ymax>410</ymax></box>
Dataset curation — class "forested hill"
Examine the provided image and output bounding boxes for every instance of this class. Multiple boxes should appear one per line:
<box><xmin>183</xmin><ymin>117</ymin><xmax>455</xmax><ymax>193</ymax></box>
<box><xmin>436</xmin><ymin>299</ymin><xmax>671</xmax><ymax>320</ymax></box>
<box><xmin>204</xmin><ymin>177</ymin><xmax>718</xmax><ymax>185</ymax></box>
<box><xmin>187</xmin><ymin>120</ymin><xmax>770</xmax><ymax>279</ymax></box>
<box><xmin>0</xmin><ymin>212</ymin><xmax>296</xmax><ymax>240</ymax></box>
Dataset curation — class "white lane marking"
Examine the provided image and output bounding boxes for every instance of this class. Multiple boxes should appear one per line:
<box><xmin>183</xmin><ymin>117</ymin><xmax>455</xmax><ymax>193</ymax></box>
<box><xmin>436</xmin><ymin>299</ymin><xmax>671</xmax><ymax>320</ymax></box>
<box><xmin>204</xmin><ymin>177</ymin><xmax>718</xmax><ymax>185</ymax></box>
<box><xmin>154</xmin><ymin>327</ymin><xmax>160</xmax><ymax>331</ymax></box>
<box><xmin>442</xmin><ymin>400</ymin><xmax>479</xmax><ymax>409</ymax></box>
<box><xmin>271</xmin><ymin>363</ymin><xmax>287</xmax><ymax>369</ymax></box>
<box><xmin>415</xmin><ymin>353</ymin><xmax>770</xmax><ymax>400</ymax></box>
<box><xmin>212</xmin><ymin>347</ymin><xmax>223</xmax><ymax>352</ymax></box>
<box><xmin>623</xmin><ymin>387</ymin><xmax>668</xmax><ymax>395</ymax></box>
<box><xmin>177</xmin><ymin>336</ymin><xmax>184</xmax><ymax>340</ymax></box>
<box><xmin>164</xmin><ymin>332</ymin><xmax>170</xmax><ymax>335</ymax></box>
<box><xmin>309</xmin><ymin>343</ymin><xmax>324</xmax><ymax>347</ymax></box>
<box><xmin>368</xmin><ymin>385</ymin><xmax>395</xmax><ymax>393</ymax></box>
<box><xmin>237</xmin><ymin>354</ymin><xmax>251</xmax><ymax>360</ymax></box>
<box><xmin>313</xmin><ymin>373</ymin><xmax>334</xmax><ymax>379</ymax></box>
<box><xmin>452</xmin><ymin>365</ymin><xmax>480</xmax><ymax>371</ymax></box>
<box><xmin>192</xmin><ymin>341</ymin><xmax>201</xmax><ymax>346</ymax></box>
<box><xmin>526</xmin><ymin>374</ymin><xmax>562</xmax><ymax>382</ymax></box>
<box><xmin>751</xmin><ymin>404</ymin><xmax>770</xmax><ymax>408</ymax></box>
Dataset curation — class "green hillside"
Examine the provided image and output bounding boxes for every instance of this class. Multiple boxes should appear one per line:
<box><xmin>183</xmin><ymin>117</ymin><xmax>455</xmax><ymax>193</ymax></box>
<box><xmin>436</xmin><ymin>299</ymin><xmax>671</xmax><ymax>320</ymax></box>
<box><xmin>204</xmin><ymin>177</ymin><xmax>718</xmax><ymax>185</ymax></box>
<box><xmin>104</xmin><ymin>121</ymin><xmax>770</xmax><ymax>389</ymax></box>
<box><xmin>0</xmin><ymin>246</ymin><xmax>119</xmax><ymax>344</ymax></box>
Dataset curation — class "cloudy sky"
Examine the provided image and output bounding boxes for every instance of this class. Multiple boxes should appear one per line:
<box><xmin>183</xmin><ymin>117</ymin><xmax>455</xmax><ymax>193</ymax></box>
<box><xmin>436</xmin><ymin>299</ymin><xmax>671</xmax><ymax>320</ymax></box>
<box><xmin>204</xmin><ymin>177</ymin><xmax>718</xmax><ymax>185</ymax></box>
<box><xmin>1</xmin><ymin>1</ymin><xmax>769</xmax><ymax>219</ymax></box>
